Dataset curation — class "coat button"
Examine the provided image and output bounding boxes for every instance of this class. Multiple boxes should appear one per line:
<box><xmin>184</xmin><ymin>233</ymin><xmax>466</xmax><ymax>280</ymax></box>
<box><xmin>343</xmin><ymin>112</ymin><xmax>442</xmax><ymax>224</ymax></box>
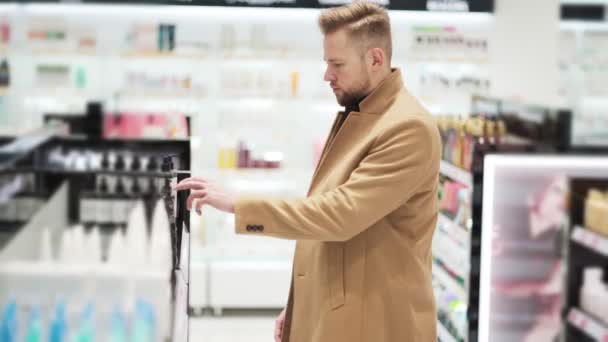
<box><xmin>246</xmin><ymin>225</ymin><xmax>253</xmax><ymax>231</ymax></box>
<box><xmin>259</xmin><ymin>225</ymin><xmax>264</xmax><ymax>232</ymax></box>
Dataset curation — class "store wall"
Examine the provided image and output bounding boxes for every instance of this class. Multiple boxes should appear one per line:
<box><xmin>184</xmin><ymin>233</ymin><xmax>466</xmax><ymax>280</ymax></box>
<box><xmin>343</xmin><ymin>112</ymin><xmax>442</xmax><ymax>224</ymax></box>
<box><xmin>489</xmin><ymin>0</ymin><xmax>561</xmax><ymax>107</ymax></box>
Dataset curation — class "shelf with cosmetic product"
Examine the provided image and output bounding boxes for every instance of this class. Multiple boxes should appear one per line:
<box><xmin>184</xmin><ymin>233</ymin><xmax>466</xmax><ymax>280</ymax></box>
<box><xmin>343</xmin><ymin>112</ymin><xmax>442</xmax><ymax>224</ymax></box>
<box><xmin>477</xmin><ymin>148</ymin><xmax>608</xmax><ymax>342</ymax></box>
<box><xmin>564</xmin><ymin>178</ymin><xmax>608</xmax><ymax>342</ymax></box>
<box><xmin>432</xmin><ymin>96</ymin><xmax>575</xmax><ymax>342</ymax></box>
<box><xmin>0</xmin><ymin>111</ymin><xmax>193</xmax><ymax>341</ymax></box>
<box><xmin>438</xmin><ymin>320</ymin><xmax>460</xmax><ymax>342</ymax></box>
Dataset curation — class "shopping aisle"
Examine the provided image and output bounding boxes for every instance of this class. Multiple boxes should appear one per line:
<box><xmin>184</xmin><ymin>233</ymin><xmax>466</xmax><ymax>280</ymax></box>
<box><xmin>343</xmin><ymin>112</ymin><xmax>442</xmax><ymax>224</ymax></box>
<box><xmin>190</xmin><ymin>315</ymin><xmax>276</xmax><ymax>342</ymax></box>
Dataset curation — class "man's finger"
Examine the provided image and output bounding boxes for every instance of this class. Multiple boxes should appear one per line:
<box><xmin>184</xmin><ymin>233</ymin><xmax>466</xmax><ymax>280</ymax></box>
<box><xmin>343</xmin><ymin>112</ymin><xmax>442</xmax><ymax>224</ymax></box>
<box><xmin>186</xmin><ymin>190</ymin><xmax>207</xmax><ymax>210</ymax></box>
<box><xmin>195</xmin><ymin>195</ymin><xmax>208</xmax><ymax>214</ymax></box>
<box><xmin>275</xmin><ymin>322</ymin><xmax>281</xmax><ymax>342</ymax></box>
<box><xmin>174</xmin><ymin>180</ymin><xmax>206</xmax><ymax>191</ymax></box>
<box><xmin>177</xmin><ymin>176</ymin><xmax>208</xmax><ymax>184</ymax></box>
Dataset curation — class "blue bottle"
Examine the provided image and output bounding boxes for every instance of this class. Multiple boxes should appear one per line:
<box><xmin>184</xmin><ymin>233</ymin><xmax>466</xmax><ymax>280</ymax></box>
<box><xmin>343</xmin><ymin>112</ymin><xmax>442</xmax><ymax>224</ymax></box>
<box><xmin>107</xmin><ymin>306</ymin><xmax>126</xmax><ymax>342</ymax></box>
<box><xmin>49</xmin><ymin>303</ymin><xmax>67</xmax><ymax>342</ymax></box>
<box><xmin>25</xmin><ymin>306</ymin><xmax>42</xmax><ymax>342</ymax></box>
<box><xmin>74</xmin><ymin>302</ymin><xmax>95</xmax><ymax>342</ymax></box>
<box><xmin>0</xmin><ymin>300</ymin><xmax>17</xmax><ymax>342</ymax></box>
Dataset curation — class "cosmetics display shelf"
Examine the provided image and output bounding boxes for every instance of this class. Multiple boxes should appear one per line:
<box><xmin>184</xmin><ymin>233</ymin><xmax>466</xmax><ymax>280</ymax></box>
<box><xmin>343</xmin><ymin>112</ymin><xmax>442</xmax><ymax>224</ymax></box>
<box><xmin>434</xmin><ymin>96</ymin><xmax>576</xmax><ymax>342</ymax></box>
<box><xmin>433</xmin><ymin>234</ymin><xmax>469</xmax><ymax>282</ymax></box>
<box><xmin>440</xmin><ymin>160</ymin><xmax>473</xmax><ymax>187</ymax></box>
<box><xmin>20</xmin><ymin>167</ymin><xmax>175</xmax><ymax>179</ymax></box>
<box><xmin>433</xmin><ymin>264</ymin><xmax>468</xmax><ymax>302</ymax></box>
<box><xmin>438</xmin><ymin>321</ymin><xmax>459</xmax><ymax>342</ymax></box>
<box><xmin>566</xmin><ymin>308</ymin><xmax>608</xmax><ymax>341</ymax></box>
<box><xmin>571</xmin><ymin>226</ymin><xmax>608</xmax><ymax>258</ymax></box>
<box><xmin>564</xmin><ymin>178</ymin><xmax>608</xmax><ymax>342</ymax></box>
<box><xmin>0</xmin><ymin>124</ymin><xmax>193</xmax><ymax>340</ymax></box>
<box><xmin>120</xmin><ymin>51</ymin><xmax>210</xmax><ymax>60</ymax></box>
<box><xmin>435</xmin><ymin>158</ymin><xmax>480</xmax><ymax>342</ymax></box>
<box><xmin>437</xmin><ymin>212</ymin><xmax>470</xmax><ymax>247</ymax></box>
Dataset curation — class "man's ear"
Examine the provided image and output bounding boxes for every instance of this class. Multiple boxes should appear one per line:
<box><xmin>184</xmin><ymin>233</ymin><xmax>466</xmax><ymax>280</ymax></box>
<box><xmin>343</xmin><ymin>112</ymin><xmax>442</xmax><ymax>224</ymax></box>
<box><xmin>370</xmin><ymin>47</ymin><xmax>385</xmax><ymax>69</ymax></box>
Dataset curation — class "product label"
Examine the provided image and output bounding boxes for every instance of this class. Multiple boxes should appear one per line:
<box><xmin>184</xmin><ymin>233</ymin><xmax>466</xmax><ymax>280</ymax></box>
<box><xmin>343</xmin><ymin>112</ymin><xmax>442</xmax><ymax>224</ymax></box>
<box><xmin>80</xmin><ymin>197</ymin><xmax>94</xmax><ymax>223</ymax></box>
<box><xmin>113</xmin><ymin>199</ymin><xmax>126</xmax><ymax>224</ymax></box>
<box><xmin>96</xmin><ymin>199</ymin><xmax>110</xmax><ymax>224</ymax></box>
<box><xmin>427</xmin><ymin>0</ymin><xmax>469</xmax><ymax>11</ymax></box>
<box><xmin>123</xmin><ymin>199</ymin><xmax>134</xmax><ymax>223</ymax></box>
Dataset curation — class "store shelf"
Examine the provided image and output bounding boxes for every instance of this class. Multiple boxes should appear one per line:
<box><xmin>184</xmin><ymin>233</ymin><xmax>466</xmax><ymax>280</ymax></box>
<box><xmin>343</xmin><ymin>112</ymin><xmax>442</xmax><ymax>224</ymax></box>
<box><xmin>21</xmin><ymin>167</ymin><xmax>174</xmax><ymax>178</ymax></box>
<box><xmin>437</xmin><ymin>321</ymin><xmax>458</xmax><ymax>342</ymax></box>
<box><xmin>571</xmin><ymin>226</ymin><xmax>608</xmax><ymax>257</ymax></box>
<box><xmin>437</xmin><ymin>212</ymin><xmax>469</xmax><ymax>247</ymax></box>
<box><xmin>0</xmin><ymin>221</ymin><xmax>24</xmax><ymax>233</ymax></box>
<box><xmin>440</xmin><ymin>160</ymin><xmax>472</xmax><ymax>187</ymax></box>
<box><xmin>121</xmin><ymin>51</ymin><xmax>209</xmax><ymax>60</ymax></box>
<box><xmin>432</xmin><ymin>264</ymin><xmax>467</xmax><ymax>302</ymax></box>
<box><xmin>567</xmin><ymin>307</ymin><xmax>608</xmax><ymax>341</ymax></box>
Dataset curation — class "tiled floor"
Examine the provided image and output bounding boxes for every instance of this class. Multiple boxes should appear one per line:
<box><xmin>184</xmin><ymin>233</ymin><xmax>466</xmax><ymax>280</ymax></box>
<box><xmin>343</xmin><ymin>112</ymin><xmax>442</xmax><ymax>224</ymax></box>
<box><xmin>190</xmin><ymin>315</ymin><xmax>277</xmax><ymax>342</ymax></box>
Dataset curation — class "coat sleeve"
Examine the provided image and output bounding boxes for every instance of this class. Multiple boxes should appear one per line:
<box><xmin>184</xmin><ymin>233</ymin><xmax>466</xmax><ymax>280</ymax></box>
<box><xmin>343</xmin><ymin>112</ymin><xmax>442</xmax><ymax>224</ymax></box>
<box><xmin>234</xmin><ymin>117</ymin><xmax>440</xmax><ymax>242</ymax></box>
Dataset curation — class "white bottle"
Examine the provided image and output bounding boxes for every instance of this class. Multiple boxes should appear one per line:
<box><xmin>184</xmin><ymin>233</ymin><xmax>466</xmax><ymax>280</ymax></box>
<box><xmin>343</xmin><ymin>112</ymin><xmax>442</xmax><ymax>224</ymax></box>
<box><xmin>580</xmin><ymin>267</ymin><xmax>608</xmax><ymax>324</ymax></box>
<box><xmin>85</xmin><ymin>227</ymin><xmax>102</xmax><ymax>265</ymax></box>
<box><xmin>59</xmin><ymin>228</ymin><xmax>74</xmax><ymax>263</ymax></box>
<box><xmin>72</xmin><ymin>224</ymin><xmax>86</xmax><ymax>263</ymax></box>
<box><xmin>149</xmin><ymin>199</ymin><xmax>171</xmax><ymax>269</ymax></box>
<box><xmin>126</xmin><ymin>200</ymin><xmax>148</xmax><ymax>266</ymax></box>
<box><xmin>40</xmin><ymin>227</ymin><xmax>53</xmax><ymax>262</ymax></box>
<box><xmin>96</xmin><ymin>176</ymin><xmax>111</xmax><ymax>224</ymax></box>
<box><xmin>108</xmin><ymin>228</ymin><xmax>127</xmax><ymax>266</ymax></box>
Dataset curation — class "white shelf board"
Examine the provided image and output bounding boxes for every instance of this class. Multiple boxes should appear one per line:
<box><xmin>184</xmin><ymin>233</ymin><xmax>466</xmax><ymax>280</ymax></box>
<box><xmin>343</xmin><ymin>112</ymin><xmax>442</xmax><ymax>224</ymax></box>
<box><xmin>437</xmin><ymin>213</ymin><xmax>470</xmax><ymax>247</ymax></box>
<box><xmin>432</xmin><ymin>264</ymin><xmax>467</xmax><ymax>303</ymax></box>
<box><xmin>567</xmin><ymin>307</ymin><xmax>608</xmax><ymax>341</ymax></box>
<box><xmin>572</xmin><ymin>226</ymin><xmax>608</xmax><ymax>257</ymax></box>
<box><xmin>440</xmin><ymin>160</ymin><xmax>472</xmax><ymax>187</ymax></box>
<box><xmin>437</xmin><ymin>321</ymin><xmax>458</xmax><ymax>342</ymax></box>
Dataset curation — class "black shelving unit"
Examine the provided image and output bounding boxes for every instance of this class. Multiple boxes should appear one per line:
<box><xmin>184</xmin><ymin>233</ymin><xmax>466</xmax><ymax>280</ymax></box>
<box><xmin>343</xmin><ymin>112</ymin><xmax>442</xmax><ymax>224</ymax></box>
<box><xmin>436</xmin><ymin>96</ymin><xmax>573</xmax><ymax>342</ymax></box>
<box><xmin>564</xmin><ymin>178</ymin><xmax>608</xmax><ymax>342</ymax></box>
<box><xmin>0</xmin><ymin>111</ymin><xmax>193</xmax><ymax>341</ymax></box>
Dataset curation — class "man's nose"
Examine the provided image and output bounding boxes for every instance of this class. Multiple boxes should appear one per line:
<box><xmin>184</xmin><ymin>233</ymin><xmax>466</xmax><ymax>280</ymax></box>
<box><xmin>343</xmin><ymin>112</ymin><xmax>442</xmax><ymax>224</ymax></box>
<box><xmin>324</xmin><ymin>67</ymin><xmax>335</xmax><ymax>82</ymax></box>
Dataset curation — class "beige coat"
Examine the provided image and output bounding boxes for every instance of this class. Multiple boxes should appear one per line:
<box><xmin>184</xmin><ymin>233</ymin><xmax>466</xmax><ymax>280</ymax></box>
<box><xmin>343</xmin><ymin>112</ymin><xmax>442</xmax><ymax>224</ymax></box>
<box><xmin>235</xmin><ymin>69</ymin><xmax>440</xmax><ymax>342</ymax></box>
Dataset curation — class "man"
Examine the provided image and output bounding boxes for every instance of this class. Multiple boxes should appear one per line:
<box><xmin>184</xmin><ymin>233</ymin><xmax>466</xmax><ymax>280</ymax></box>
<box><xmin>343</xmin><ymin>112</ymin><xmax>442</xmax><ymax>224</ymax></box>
<box><xmin>175</xmin><ymin>2</ymin><xmax>441</xmax><ymax>341</ymax></box>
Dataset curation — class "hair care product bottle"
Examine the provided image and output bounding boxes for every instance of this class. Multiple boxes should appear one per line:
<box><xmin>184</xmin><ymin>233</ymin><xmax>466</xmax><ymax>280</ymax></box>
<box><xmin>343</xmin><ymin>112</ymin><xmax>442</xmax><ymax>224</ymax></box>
<box><xmin>49</xmin><ymin>303</ymin><xmax>67</xmax><ymax>342</ymax></box>
<box><xmin>113</xmin><ymin>177</ymin><xmax>127</xmax><ymax>226</ymax></box>
<box><xmin>126</xmin><ymin>201</ymin><xmax>148</xmax><ymax>266</ymax></box>
<box><xmin>40</xmin><ymin>227</ymin><xmax>52</xmax><ymax>262</ymax></box>
<box><xmin>24</xmin><ymin>306</ymin><xmax>41</xmax><ymax>342</ymax></box>
<box><xmin>108</xmin><ymin>306</ymin><xmax>127</xmax><ymax>342</ymax></box>
<box><xmin>149</xmin><ymin>199</ymin><xmax>171</xmax><ymax>269</ymax></box>
<box><xmin>74</xmin><ymin>302</ymin><xmax>95</xmax><ymax>342</ymax></box>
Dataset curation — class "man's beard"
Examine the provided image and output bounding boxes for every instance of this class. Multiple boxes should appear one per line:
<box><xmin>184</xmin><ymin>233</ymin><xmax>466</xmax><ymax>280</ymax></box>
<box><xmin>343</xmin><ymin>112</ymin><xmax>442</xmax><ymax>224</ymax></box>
<box><xmin>335</xmin><ymin>77</ymin><xmax>371</xmax><ymax>108</ymax></box>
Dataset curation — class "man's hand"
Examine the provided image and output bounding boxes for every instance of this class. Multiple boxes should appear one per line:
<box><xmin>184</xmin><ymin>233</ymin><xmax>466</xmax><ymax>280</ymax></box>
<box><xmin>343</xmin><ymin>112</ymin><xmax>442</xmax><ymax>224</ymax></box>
<box><xmin>173</xmin><ymin>177</ymin><xmax>236</xmax><ymax>214</ymax></box>
<box><xmin>275</xmin><ymin>308</ymin><xmax>286</xmax><ymax>342</ymax></box>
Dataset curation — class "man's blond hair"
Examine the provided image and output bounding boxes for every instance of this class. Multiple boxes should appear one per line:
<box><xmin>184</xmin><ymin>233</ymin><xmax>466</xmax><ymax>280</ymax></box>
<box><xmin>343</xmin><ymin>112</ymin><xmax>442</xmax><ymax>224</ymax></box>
<box><xmin>318</xmin><ymin>1</ymin><xmax>392</xmax><ymax>63</ymax></box>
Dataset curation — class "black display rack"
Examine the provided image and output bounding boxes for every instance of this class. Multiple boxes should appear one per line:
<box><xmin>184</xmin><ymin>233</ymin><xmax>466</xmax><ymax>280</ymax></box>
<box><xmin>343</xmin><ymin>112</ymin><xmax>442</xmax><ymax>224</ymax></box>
<box><xmin>0</xmin><ymin>109</ymin><xmax>193</xmax><ymax>341</ymax></box>
<box><xmin>436</xmin><ymin>96</ymin><xmax>573</xmax><ymax>342</ymax></box>
<box><xmin>564</xmin><ymin>178</ymin><xmax>608</xmax><ymax>342</ymax></box>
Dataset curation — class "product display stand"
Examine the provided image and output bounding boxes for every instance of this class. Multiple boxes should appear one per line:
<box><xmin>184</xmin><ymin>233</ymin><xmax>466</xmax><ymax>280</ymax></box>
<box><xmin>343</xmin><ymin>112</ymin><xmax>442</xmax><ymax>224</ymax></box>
<box><xmin>564</xmin><ymin>178</ymin><xmax>608</xmax><ymax>342</ymax></box>
<box><xmin>0</xmin><ymin>116</ymin><xmax>192</xmax><ymax>341</ymax></box>
<box><xmin>435</xmin><ymin>96</ymin><xmax>572</xmax><ymax>342</ymax></box>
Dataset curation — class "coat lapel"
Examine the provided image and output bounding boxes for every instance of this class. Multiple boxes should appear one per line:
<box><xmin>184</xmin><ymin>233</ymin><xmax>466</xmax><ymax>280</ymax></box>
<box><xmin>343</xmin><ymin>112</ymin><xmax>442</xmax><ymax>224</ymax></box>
<box><xmin>308</xmin><ymin>111</ymin><xmax>379</xmax><ymax>194</ymax></box>
<box><xmin>307</xmin><ymin>69</ymin><xmax>406</xmax><ymax>195</ymax></box>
